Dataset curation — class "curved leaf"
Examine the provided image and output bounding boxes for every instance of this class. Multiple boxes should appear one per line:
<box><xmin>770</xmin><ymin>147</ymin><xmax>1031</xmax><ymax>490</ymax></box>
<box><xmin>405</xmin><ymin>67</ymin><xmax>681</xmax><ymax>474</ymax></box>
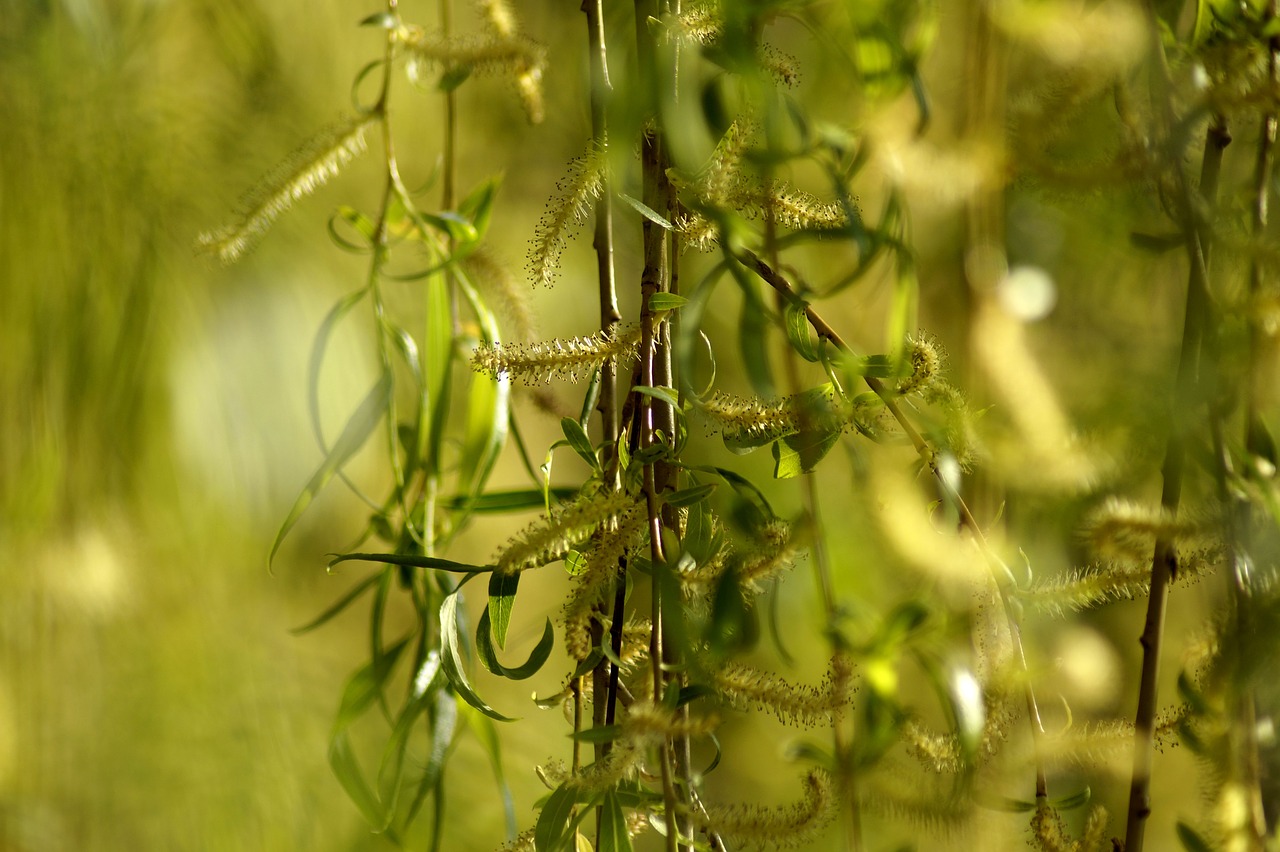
<box><xmin>328</xmin><ymin>552</ymin><xmax>493</xmax><ymax>573</ymax></box>
<box><xmin>270</xmin><ymin>372</ymin><xmax>391</xmax><ymax>567</ymax></box>
<box><xmin>476</xmin><ymin>608</ymin><xmax>555</xmax><ymax>680</ymax></box>
<box><xmin>440</xmin><ymin>592</ymin><xmax>515</xmax><ymax>721</ymax></box>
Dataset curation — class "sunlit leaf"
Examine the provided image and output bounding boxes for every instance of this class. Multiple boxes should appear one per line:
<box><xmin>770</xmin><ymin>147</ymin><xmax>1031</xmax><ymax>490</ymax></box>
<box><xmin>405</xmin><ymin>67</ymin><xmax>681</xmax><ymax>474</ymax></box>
<box><xmin>648</xmin><ymin>292</ymin><xmax>689</xmax><ymax>312</ymax></box>
<box><xmin>772</xmin><ymin>429</ymin><xmax>840</xmax><ymax>478</ymax></box>
<box><xmin>561</xmin><ymin>417</ymin><xmax>601</xmax><ymax>472</ymax></box>
<box><xmin>619</xmin><ymin>192</ymin><xmax>674</xmax><ymax>229</ymax></box>
<box><xmin>784</xmin><ymin>299</ymin><xmax>821</xmax><ymax>362</ymax></box>
<box><xmin>487</xmin><ymin>571</ymin><xmax>519</xmax><ymax>650</ymax></box>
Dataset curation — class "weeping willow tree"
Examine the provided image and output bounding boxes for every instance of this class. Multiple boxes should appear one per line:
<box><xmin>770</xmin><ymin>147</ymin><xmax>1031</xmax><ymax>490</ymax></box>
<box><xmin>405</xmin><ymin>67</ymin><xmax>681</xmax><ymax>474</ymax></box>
<box><xmin>201</xmin><ymin>0</ymin><xmax>1280</xmax><ymax>849</ymax></box>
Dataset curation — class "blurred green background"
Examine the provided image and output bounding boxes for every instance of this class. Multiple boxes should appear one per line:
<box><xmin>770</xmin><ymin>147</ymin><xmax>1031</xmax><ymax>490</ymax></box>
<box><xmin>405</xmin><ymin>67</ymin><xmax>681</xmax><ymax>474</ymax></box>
<box><xmin>0</xmin><ymin>2</ymin><xmax>580</xmax><ymax>848</ymax></box>
<box><xmin>3</xmin><ymin>1</ymin><xmax>1266</xmax><ymax>850</ymax></box>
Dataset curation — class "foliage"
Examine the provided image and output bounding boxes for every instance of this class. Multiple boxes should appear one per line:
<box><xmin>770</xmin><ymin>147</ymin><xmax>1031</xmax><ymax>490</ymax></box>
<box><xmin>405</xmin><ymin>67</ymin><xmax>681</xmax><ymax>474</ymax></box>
<box><xmin>201</xmin><ymin>0</ymin><xmax>1280</xmax><ymax>850</ymax></box>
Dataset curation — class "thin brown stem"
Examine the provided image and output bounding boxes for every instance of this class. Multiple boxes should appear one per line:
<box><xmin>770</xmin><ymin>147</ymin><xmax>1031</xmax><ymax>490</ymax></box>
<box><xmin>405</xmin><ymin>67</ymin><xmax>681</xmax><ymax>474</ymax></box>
<box><xmin>581</xmin><ymin>0</ymin><xmax>621</xmax><ymax>796</ymax></box>
<box><xmin>634</xmin><ymin>0</ymin><xmax>683</xmax><ymax>846</ymax></box>
<box><xmin>1123</xmin><ymin>2</ymin><xmax>1233</xmax><ymax>841</ymax></box>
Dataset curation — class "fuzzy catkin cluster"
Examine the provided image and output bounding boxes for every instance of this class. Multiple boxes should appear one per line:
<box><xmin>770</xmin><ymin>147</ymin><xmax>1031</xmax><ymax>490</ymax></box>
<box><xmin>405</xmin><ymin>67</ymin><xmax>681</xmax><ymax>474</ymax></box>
<box><xmin>713</xmin><ymin>659</ymin><xmax>854</xmax><ymax>727</ymax></box>
<box><xmin>197</xmin><ymin>115</ymin><xmax>375</xmax><ymax>264</ymax></box>
<box><xmin>399</xmin><ymin>24</ymin><xmax>545</xmax><ymax>123</ymax></box>
<box><xmin>472</xmin><ymin>325</ymin><xmax>643</xmax><ymax>384</ymax></box>
<box><xmin>527</xmin><ymin>146</ymin><xmax>608</xmax><ymax>288</ymax></box>
<box><xmin>493</xmin><ymin>489</ymin><xmax>636</xmax><ymax>574</ymax></box>
<box><xmin>695</xmin><ymin>770</ymin><xmax>833</xmax><ymax>850</ymax></box>
<box><xmin>562</xmin><ymin>506</ymin><xmax>646</xmax><ymax>660</ymax></box>
<box><xmin>700</xmin><ymin>387</ymin><xmax>868</xmax><ymax>445</ymax></box>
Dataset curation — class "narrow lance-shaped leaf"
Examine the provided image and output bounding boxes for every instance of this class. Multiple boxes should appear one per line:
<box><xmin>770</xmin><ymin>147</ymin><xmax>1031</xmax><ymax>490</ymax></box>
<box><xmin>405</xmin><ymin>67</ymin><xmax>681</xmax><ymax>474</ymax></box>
<box><xmin>440</xmin><ymin>591</ymin><xmax>516</xmax><ymax>721</ymax></box>
<box><xmin>598</xmin><ymin>791</ymin><xmax>635</xmax><ymax>852</ymax></box>
<box><xmin>784</xmin><ymin>298</ymin><xmax>822</xmax><ymax>362</ymax></box>
<box><xmin>476</xmin><ymin>607</ymin><xmax>555</xmax><ymax>680</ymax></box>
<box><xmin>462</xmin><ymin>704</ymin><xmax>517</xmax><ymax>840</ymax></box>
<box><xmin>270</xmin><ymin>372</ymin><xmax>392</xmax><ymax>567</ymax></box>
<box><xmin>328</xmin><ymin>552</ymin><xmax>494</xmax><ymax>573</ymax></box>
<box><xmin>487</xmin><ymin>570</ymin><xmax>519</xmax><ymax>650</ymax></box>
<box><xmin>457</xmin><ymin>272</ymin><xmax>510</xmax><ymax>501</ymax></box>
<box><xmin>290</xmin><ymin>571</ymin><xmax>382</xmax><ymax>635</ymax></box>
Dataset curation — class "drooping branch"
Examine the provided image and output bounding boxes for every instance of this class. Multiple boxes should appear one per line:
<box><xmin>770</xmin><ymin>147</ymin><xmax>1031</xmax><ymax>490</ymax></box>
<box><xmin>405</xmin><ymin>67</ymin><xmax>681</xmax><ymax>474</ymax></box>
<box><xmin>735</xmin><ymin>246</ymin><xmax>1052</xmax><ymax>805</ymax></box>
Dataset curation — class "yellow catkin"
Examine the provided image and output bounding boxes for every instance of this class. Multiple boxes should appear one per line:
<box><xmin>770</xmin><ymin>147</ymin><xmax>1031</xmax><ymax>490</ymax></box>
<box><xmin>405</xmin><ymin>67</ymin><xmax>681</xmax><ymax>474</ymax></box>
<box><xmin>494</xmin><ymin>490</ymin><xmax>636</xmax><ymax>574</ymax></box>
<box><xmin>562</xmin><ymin>506</ymin><xmax>645</xmax><ymax>660</ymax></box>
<box><xmin>696</xmin><ymin>771</ymin><xmax>833</xmax><ymax>849</ymax></box>
<box><xmin>473</xmin><ymin>324</ymin><xmax>643</xmax><ymax>384</ymax></box>
<box><xmin>713</xmin><ymin>659</ymin><xmax>853</xmax><ymax>726</ymax></box>
<box><xmin>527</xmin><ymin>146</ymin><xmax>608</xmax><ymax>288</ymax></box>
<box><xmin>196</xmin><ymin>115</ymin><xmax>375</xmax><ymax>264</ymax></box>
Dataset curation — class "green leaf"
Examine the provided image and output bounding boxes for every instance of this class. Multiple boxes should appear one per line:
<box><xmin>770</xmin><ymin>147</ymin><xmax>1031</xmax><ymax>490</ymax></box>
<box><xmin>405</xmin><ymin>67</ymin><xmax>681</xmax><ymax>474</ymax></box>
<box><xmin>739</xmin><ymin>286</ymin><xmax>775</xmax><ymax>397</ymax></box>
<box><xmin>648</xmin><ymin>292</ymin><xmax>689</xmax><ymax>312</ymax></box>
<box><xmin>359</xmin><ymin>11</ymin><xmax>397</xmax><ymax>28</ymax></box>
<box><xmin>476</xmin><ymin>608</ymin><xmax>555</xmax><ymax>680</ymax></box>
<box><xmin>487</xmin><ymin>571</ymin><xmax>519</xmax><ymax>650</ymax></box>
<box><xmin>438</xmin><ymin>64</ymin><xmax>473</xmax><ymax>93</ymax></box>
<box><xmin>784</xmin><ymin>299</ymin><xmax>821</xmax><ymax>362</ymax></box>
<box><xmin>440</xmin><ymin>592</ymin><xmax>516</xmax><ymax>721</ymax></box>
<box><xmin>875</xmin><ymin>601</ymin><xmax>931</xmax><ymax>649</ymax></box>
<box><xmin>423</xmin><ymin>277</ymin><xmax>453</xmax><ymax>472</ymax></box>
<box><xmin>663</xmin><ymin>483</ymin><xmax>716</xmax><ymax>508</ymax></box>
<box><xmin>271</xmin><ymin>372</ymin><xmax>391</xmax><ymax>567</ymax></box>
<box><xmin>598</xmin><ymin>791</ymin><xmax>634</xmax><ymax>852</ymax></box>
<box><xmin>329</xmin><ymin>207</ymin><xmax>377</xmax><ymax>251</ymax></box>
<box><xmin>534</xmin><ymin>784</ymin><xmax>580</xmax><ymax>852</ymax></box>
<box><xmin>707</xmin><ymin>569</ymin><xmax>758</xmax><ymax>658</ymax></box>
<box><xmin>1049</xmin><ymin>786</ymin><xmax>1091</xmax><ymax>811</ymax></box>
<box><xmin>328</xmin><ymin>552</ymin><xmax>493</xmax><ymax>573</ymax></box>
<box><xmin>561</xmin><ymin>417</ymin><xmax>601</xmax><ymax>472</ymax></box>
<box><xmin>461</xmin><ymin>704</ymin><xmax>517</xmax><ymax>838</ymax></box>
<box><xmin>291</xmin><ymin>572</ymin><xmax>382</xmax><ymax>634</ymax></box>
<box><xmin>307</xmin><ymin>288</ymin><xmax>368</xmax><ymax>452</ymax></box>
<box><xmin>376</xmin><ymin>687</ymin><xmax>434</xmax><ymax>829</ymax></box>
<box><xmin>1176</xmin><ymin>821</ymin><xmax>1214</xmax><ymax>852</ymax></box>
<box><xmin>442</xmin><ymin>488</ymin><xmax>579</xmax><ymax>513</ymax></box>
<box><xmin>403</xmin><ymin>689</ymin><xmax>457</xmax><ymax>829</ymax></box>
<box><xmin>631</xmin><ymin>384</ymin><xmax>681</xmax><ymax>409</ymax></box>
<box><xmin>569</xmin><ymin>724</ymin><xmax>622</xmax><ymax>743</ymax></box>
<box><xmin>329</xmin><ymin>732</ymin><xmax>391</xmax><ymax>832</ymax></box>
<box><xmin>888</xmin><ymin>251</ymin><xmax>917</xmax><ymax>368</ymax></box>
<box><xmin>333</xmin><ymin>637</ymin><xmax>411</xmax><ymax>733</ymax></box>
<box><xmin>772</xmin><ymin>429</ymin><xmax>840</xmax><ymax>478</ymax></box>
<box><xmin>564</xmin><ymin>549</ymin><xmax>588</xmax><ymax>576</ymax></box>
<box><xmin>457</xmin><ymin>273</ymin><xmax>510</xmax><ymax>504</ymax></box>
<box><xmin>619</xmin><ymin>192</ymin><xmax>674</xmax><ymax>229</ymax></box>
<box><xmin>458</xmin><ymin>176</ymin><xmax>501</xmax><ymax>247</ymax></box>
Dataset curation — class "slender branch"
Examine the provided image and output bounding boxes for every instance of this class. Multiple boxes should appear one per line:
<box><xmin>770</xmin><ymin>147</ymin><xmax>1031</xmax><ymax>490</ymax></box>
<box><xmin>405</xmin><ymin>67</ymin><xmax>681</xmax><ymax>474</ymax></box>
<box><xmin>633</xmin><ymin>1</ymin><xmax>684</xmax><ymax>846</ymax></box>
<box><xmin>736</xmin><ymin>246</ymin><xmax>1052</xmax><ymax>801</ymax></box>
<box><xmin>580</xmin><ymin>3</ymin><xmax>623</xmax><ymax>842</ymax></box>
<box><xmin>1123</xmin><ymin>2</ymin><xmax>1234</xmax><ymax>842</ymax></box>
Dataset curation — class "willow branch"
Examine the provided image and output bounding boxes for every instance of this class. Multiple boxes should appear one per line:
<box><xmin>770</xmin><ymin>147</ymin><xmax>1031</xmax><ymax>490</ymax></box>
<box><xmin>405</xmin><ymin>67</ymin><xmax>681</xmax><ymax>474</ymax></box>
<box><xmin>736</xmin><ymin>246</ymin><xmax>1051</xmax><ymax>800</ymax></box>
<box><xmin>581</xmin><ymin>0</ymin><xmax>621</xmax><ymax>785</ymax></box>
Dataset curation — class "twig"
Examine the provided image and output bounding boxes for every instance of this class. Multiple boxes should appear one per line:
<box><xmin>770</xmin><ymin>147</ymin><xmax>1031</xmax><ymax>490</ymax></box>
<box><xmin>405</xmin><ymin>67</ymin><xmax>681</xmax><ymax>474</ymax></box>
<box><xmin>1123</xmin><ymin>2</ymin><xmax>1233</xmax><ymax>842</ymax></box>
<box><xmin>736</xmin><ymin>246</ymin><xmax>1052</xmax><ymax>801</ymax></box>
